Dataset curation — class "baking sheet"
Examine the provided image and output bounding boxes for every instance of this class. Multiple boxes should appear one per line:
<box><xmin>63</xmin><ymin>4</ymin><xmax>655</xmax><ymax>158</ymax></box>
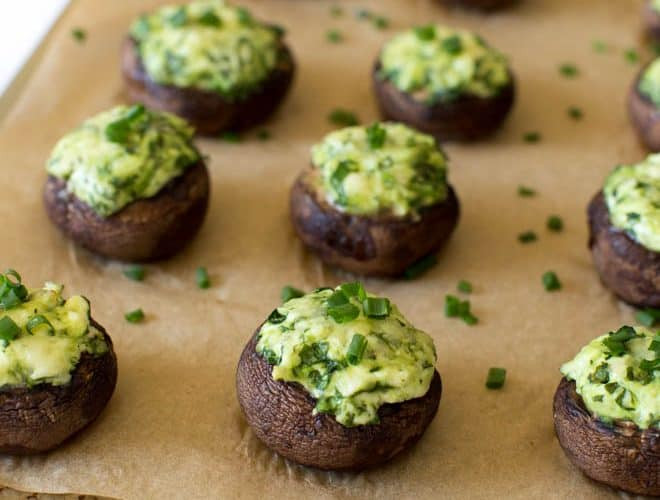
<box><xmin>0</xmin><ymin>0</ymin><xmax>651</xmax><ymax>498</ymax></box>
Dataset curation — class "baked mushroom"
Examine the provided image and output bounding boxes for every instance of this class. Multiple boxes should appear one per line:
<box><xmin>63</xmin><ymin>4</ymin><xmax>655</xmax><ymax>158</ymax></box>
<box><xmin>122</xmin><ymin>0</ymin><xmax>295</xmax><ymax>135</ymax></box>
<box><xmin>236</xmin><ymin>283</ymin><xmax>442</xmax><ymax>470</ymax></box>
<box><xmin>44</xmin><ymin>104</ymin><xmax>210</xmax><ymax>262</ymax></box>
<box><xmin>290</xmin><ymin>122</ymin><xmax>459</xmax><ymax>277</ymax></box>
<box><xmin>587</xmin><ymin>155</ymin><xmax>660</xmax><ymax>307</ymax></box>
<box><xmin>373</xmin><ymin>25</ymin><xmax>514</xmax><ymax>142</ymax></box>
<box><xmin>437</xmin><ymin>0</ymin><xmax>517</xmax><ymax>10</ymax></box>
<box><xmin>553</xmin><ymin>326</ymin><xmax>659</xmax><ymax>496</ymax></box>
<box><xmin>0</xmin><ymin>270</ymin><xmax>117</xmax><ymax>454</ymax></box>
<box><xmin>628</xmin><ymin>57</ymin><xmax>660</xmax><ymax>152</ymax></box>
<box><xmin>643</xmin><ymin>0</ymin><xmax>660</xmax><ymax>42</ymax></box>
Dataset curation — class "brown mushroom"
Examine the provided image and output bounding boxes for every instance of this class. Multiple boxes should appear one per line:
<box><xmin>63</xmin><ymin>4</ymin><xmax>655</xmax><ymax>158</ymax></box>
<box><xmin>437</xmin><ymin>0</ymin><xmax>518</xmax><ymax>10</ymax></box>
<box><xmin>587</xmin><ymin>191</ymin><xmax>660</xmax><ymax>308</ymax></box>
<box><xmin>44</xmin><ymin>160</ymin><xmax>210</xmax><ymax>262</ymax></box>
<box><xmin>0</xmin><ymin>319</ymin><xmax>117</xmax><ymax>455</ymax></box>
<box><xmin>289</xmin><ymin>169</ymin><xmax>460</xmax><ymax>277</ymax></box>
<box><xmin>643</xmin><ymin>0</ymin><xmax>660</xmax><ymax>42</ymax></box>
<box><xmin>372</xmin><ymin>63</ymin><xmax>515</xmax><ymax>142</ymax></box>
<box><xmin>553</xmin><ymin>378</ymin><xmax>659</xmax><ymax>496</ymax></box>
<box><xmin>236</xmin><ymin>330</ymin><xmax>442</xmax><ymax>470</ymax></box>
<box><xmin>628</xmin><ymin>63</ymin><xmax>660</xmax><ymax>152</ymax></box>
<box><xmin>121</xmin><ymin>37</ymin><xmax>295</xmax><ymax>136</ymax></box>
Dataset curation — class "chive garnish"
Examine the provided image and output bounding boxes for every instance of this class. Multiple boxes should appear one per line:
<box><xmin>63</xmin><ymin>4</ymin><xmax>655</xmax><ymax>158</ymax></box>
<box><xmin>602</xmin><ymin>326</ymin><xmax>637</xmax><ymax>357</ymax></box>
<box><xmin>281</xmin><ymin>285</ymin><xmax>304</xmax><ymax>303</ymax></box>
<box><xmin>355</xmin><ymin>8</ymin><xmax>371</xmax><ymax>20</ymax></box>
<box><xmin>124</xmin><ymin>308</ymin><xmax>145</xmax><ymax>323</ymax></box>
<box><xmin>624</xmin><ymin>49</ymin><xmax>639</xmax><ymax>64</ymax></box>
<box><xmin>441</xmin><ymin>35</ymin><xmax>462</xmax><ymax>55</ymax></box>
<box><xmin>199</xmin><ymin>10</ymin><xmax>221</xmax><ymax>27</ymax></box>
<box><xmin>445</xmin><ymin>295</ymin><xmax>478</xmax><ymax>325</ymax></box>
<box><xmin>373</xmin><ymin>16</ymin><xmax>389</xmax><ymax>30</ymax></box>
<box><xmin>523</xmin><ymin>132</ymin><xmax>541</xmax><ymax>143</ymax></box>
<box><xmin>592</xmin><ymin>40</ymin><xmax>607</xmax><ymax>53</ymax></box>
<box><xmin>0</xmin><ymin>269</ymin><xmax>29</xmax><ymax>310</ymax></box>
<box><xmin>326</xmin><ymin>29</ymin><xmax>343</xmax><ymax>43</ymax></box>
<box><xmin>123</xmin><ymin>265</ymin><xmax>145</xmax><ymax>282</ymax></box>
<box><xmin>414</xmin><ymin>25</ymin><xmax>435</xmax><ymax>41</ymax></box>
<box><xmin>72</xmin><ymin>28</ymin><xmax>87</xmax><ymax>43</ymax></box>
<box><xmin>327</xmin><ymin>289</ymin><xmax>349</xmax><ymax>307</ymax></box>
<box><xmin>517</xmin><ymin>185</ymin><xmax>536</xmax><ymax>197</ymax></box>
<box><xmin>567</xmin><ymin>107</ymin><xmax>583</xmax><ymax>120</ymax></box>
<box><xmin>330</xmin><ymin>5</ymin><xmax>343</xmax><ymax>16</ymax></box>
<box><xmin>340</xmin><ymin>282</ymin><xmax>366</xmax><ymax>301</ymax></box>
<box><xmin>559</xmin><ymin>63</ymin><xmax>579</xmax><ymax>78</ymax></box>
<box><xmin>327</xmin><ymin>303</ymin><xmax>360</xmax><ymax>323</ymax></box>
<box><xmin>362</xmin><ymin>297</ymin><xmax>390</xmax><ymax>318</ymax></box>
<box><xmin>168</xmin><ymin>7</ymin><xmax>187</xmax><ymax>27</ymax></box>
<box><xmin>196</xmin><ymin>267</ymin><xmax>211</xmax><ymax>289</ymax></box>
<box><xmin>635</xmin><ymin>308</ymin><xmax>660</xmax><ymax>327</ymax></box>
<box><xmin>267</xmin><ymin>309</ymin><xmax>286</xmax><ymax>324</ymax></box>
<box><xmin>366</xmin><ymin>123</ymin><xmax>386</xmax><ymax>149</ymax></box>
<box><xmin>542</xmin><ymin>271</ymin><xmax>561</xmax><ymax>291</ymax></box>
<box><xmin>547</xmin><ymin>215</ymin><xmax>563</xmax><ymax>232</ymax></box>
<box><xmin>220</xmin><ymin>131</ymin><xmax>241</xmax><ymax>143</ymax></box>
<box><xmin>518</xmin><ymin>231</ymin><xmax>537</xmax><ymax>243</ymax></box>
<box><xmin>457</xmin><ymin>280</ymin><xmax>473</xmax><ymax>294</ymax></box>
<box><xmin>346</xmin><ymin>334</ymin><xmax>368</xmax><ymax>365</ymax></box>
<box><xmin>403</xmin><ymin>254</ymin><xmax>437</xmax><ymax>279</ymax></box>
<box><xmin>328</xmin><ymin>108</ymin><xmax>360</xmax><ymax>127</ymax></box>
<box><xmin>486</xmin><ymin>367</ymin><xmax>506</xmax><ymax>389</ymax></box>
<box><xmin>105</xmin><ymin>105</ymin><xmax>145</xmax><ymax>144</ymax></box>
<box><xmin>256</xmin><ymin>129</ymin><xmax>271</xmax><ymax>141</ymax></box>
<box><xmin>26</xmin><ymin>314</ymin><xmax>54</xmax><ymax>335</ymax></box>
<box><xmin>0</xmin><ymin>316</ymin><xmax>20</xmax><ymax>344</ymax></box>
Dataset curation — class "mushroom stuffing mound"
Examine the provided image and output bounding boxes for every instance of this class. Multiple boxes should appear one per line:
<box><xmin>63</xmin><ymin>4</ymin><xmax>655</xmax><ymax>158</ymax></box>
<box><xmin>587</xmin><ymin>155</ymin><xmax>660</xmax><ymax>307</ymax></box>
<box><xmin>236</xmin><ymin>283</ymin><xmax>442</xmax><ymax>470</ymax></box>
<box><xmin>629</xmin><ymin>57</ymin><xmax>660</xmax><ymax>151</ymax></box>
<box><xmin>553</xmin><ymin>326</ymin><xmax>659</xmax><ymax>496</ymax></box>
<box><xmin>44</xmin><ymin>104</ymin><xmax>210</xmax><ymax>262</ymax></box>
<box><xmin>290</xmin><ymin>122</ymin><xmax>459</xmax><ymax>277</ymax></box>
<box><xmin>122</xmin><ymin>0</ymin><xmax>295</xmax><ymax>135</ymax></box>
<box><xmin>373</xmin><ymin>25</ymin><xmax>514</xmax><ymax>141</ymax></box>
<box><xmin>0</xmin><ymin>270</ymin><xmax>117</xmax><ymax>454</ymax></box>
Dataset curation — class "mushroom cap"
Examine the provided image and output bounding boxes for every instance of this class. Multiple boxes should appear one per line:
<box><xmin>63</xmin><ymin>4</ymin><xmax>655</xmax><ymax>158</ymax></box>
<box><xmin>289</xmin><ymin>170</ymin><xmax>460</xmax><ymax>277</ymax></box>
<box><xmin>44</xmin><ymin>160</ymin><xmax>210</xmax><ymax>262</ymax></box>
<box><xmin>553</xmin><ymin>378</ymin><xmax>659</xmax><ymax>496</ymax></box>
<box><xmin>236</xmin><ymin>330</ymin><xmax>442</xmax><ymax>470</ymax></box>
<box><xmin>587</xmin><ymin>190</ymin><xmax>660</xmax><ymax>308</ymax></box>
<box><xmin>121</xmin><ymin>37</ymin><xmax>295</xmax><ymax>136</ymax></box>
<box><xmin>628</xmin><ymin>64</ymin><xmax>660</xmax><ymax>152</ymax></box>
<box><xmin>0</xmin><ymin>318</ymin><xmax>117</xmax><ymax>454</ymax></box>
<box><xmin>372</xmin><ymin>62</ymin><xmax>515</xmax><ymax>142</ymax></box>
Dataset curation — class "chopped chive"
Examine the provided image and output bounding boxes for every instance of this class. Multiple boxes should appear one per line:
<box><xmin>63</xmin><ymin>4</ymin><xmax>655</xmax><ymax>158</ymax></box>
<box><xmin>339</xmin><ymin>282</ymin><xmax>366</xmax><ymax>301</ymax></box>
<box><xmin>373</xmin><ymin>16</ymin><xmax>389</xmax><ymax>30</ymax></box>
<box><xmin>267</xmin><ymin>308</ymin><xmax>286</xmax><ymax>324</ymax></box>
<box><xmin>124</xmin><ymin>308</ymin><xmax>145</xmax><ymax>323</ymax></box>
<box><xmin>25</xmin><ymin>314</ymin><xmax>54</xmax><ymax>335</ymax></box>
<box><xmin>327</xmin><ymin>303</ymin><xmax>360</xmax><ymax>323</ymax></box>
<box><xmin>355</xmin><ymin>8</ymin><xmax>371</xmax><ymax>20</ymax></box>
<box><xmin>518</xmin><ymin>231</ymin><xmax>537</xmax><ymax>244</ymax></box>
<box><xmin>105</xmin><ymin>105</ymin><xmax>145</xmax><ymax>144</ymax></box>
<box><xmin>327</xmin><ymin>289</ymin><xmax>349</xmax><ymax>307</ymax></box>
<box><xmin>256</xmin><ymin>129</ymin><xmax>271</xmax><ymax>141</ymax></box>
<box><xmin>72</xmin><ymin>28</ymin><xmax>86</xmax><ymax>43</ymax></box>
<box><xmin>281</xmin><ymin>285</ymin><xmax>304</xmax><ymax>303</ymax></box>
<box><xmin>220</xmin><ymin>131</ymin><xmax>241</xmax><ymax>143</ymax></box>
<box><xmin>517</xmin><ymin>185</ymin><xmax>536</xmax><ymax>197</ymax></box>
<box><xmin>486</xmin><ymin>367</ymin><xmax>506</xmax><ymax>389</ymax></box>
<box><xmin>602</xmin><ymin>326</ymin><xmax>638</xmax><ymax>357</ymax></box>
<box><xmin>444</xmin><ymin>295</ymin><xmax>478</xmax><ymax>325</ymax></box>
<box><xmin>635</xmin><ymin>308</ymin><xmax>660</xmax><ymax>327</ymax></box>
<box><xmin>592</xmin><ymin>40</ymin><xmax>607</xmax><ymax>53</ymax></box>
<box><xmin>414</xmin><ymin>25</ymin><xmax>435</xmax><ymax>41</ymax></box>
<box><xmin>403</xmin><ymin>254</ymin><xmax>438</xmax><ymax>279</ymax></box>
<box><xmin>362</xmin><ymin>297</ymin><xmax>390</xmax><ymax>318</ymax></box>
<box><xmin>559</xmin><ymin>63</ymin><xmax>579</xmax><ymax>78</ymax></box>
<box><xmin>330</xmin><ymin>5</ymin><xmax>343</xmax><ymax>16</ymax></box>
<box><xmin>542</xmin><ymin>271</ymin><xmax>561</xmax><ymax>291</ymax></box>
<box><xmin>441</xmin><ymin>35</ymin><xmax>463</xmax><ymax>54</ymax></box>
<box><xmin>523</xmin><ymin>132</ymin><xmax>541</xmax><ymax>143</ymax></box>
<box><xmin>624</xmin><ymin>48</ymin><xmax>639</xmax><ymax>64</ymax></box>
<box><xmin>366</xmin><ymin>123</ymin><xmax>386</xmax><ymax>149</ymax></box>
<box><xmin>547</xmin><ymin>215</ymin><xmax>564</xmax><ymax>232</ymax></box>
<box><xmin>199</xmin><ymin>10</ymin><xmax>221</xmax><ymax>27</ymax></box>
<box><xmin>328</xmin><ymin>108</ymin><xmax>359</xmax><ymax>127</ymax></box>
<box><xmin>123</xmin><ymin>265</ymin><xmax>145</xmax><ymax>282</ymax></box>
<box><xmin>326</xmin><ymin>29</ymin><xmax>343</xmax><ymax>43</ymax></box>
<box><xmin>457</xmin><ymin>280</ymin><xmax>473</xmax><ymax>294</ymax></box>
<box><xmin>567</xmin><ymin>107</ymin><xmax>583</xmax><ymax>120</ymax></box>
<box><xmin>196</xmin><ymin>267</ymin><xmax>211</xmax><ymax>289</ymax></box>
<box><xmin>346</xmin><ymin>334</ymin><xmax>368</xmax><ymax>365</ymax></box>
<box><xmin>0</xmin><ymin>316</ymin><xmax>20</xmax><ymax>344</ymax></box>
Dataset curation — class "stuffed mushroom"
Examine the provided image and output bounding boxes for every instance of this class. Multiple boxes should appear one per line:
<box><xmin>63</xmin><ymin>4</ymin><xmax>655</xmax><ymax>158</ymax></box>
<box><xmin>236</xmin><ymin>283</ymin><xmax>442</xmax><ymax>470</ymax></box>
<box><xmin>373</xmin><ymin>25</ymin><xmax>514</xmax><ymax>142</ymax></box>
<box><xmin>437</xmin><ymin>0</ymin><xmax>517</xmax><ymax>10</ymax></box>
<box><xmin>0</xmin><ymin>270</ymin><xmax>117</xmax><ymax>454</ymax></box>
<box><xmin>587</xmin><ymin>155</ymin><xmax>660</xmax><ymax>307</ymax></box>
<box><xmin>553</xmin><ymin>326</ymin><xmax>659</xmax><ymax>496</ymax></box>
<box><xmin>644</xmin><ymin>0</ymin><xmax>660</xmax><ymax>42</ymax></box>
<box><xmin>122</xmin><ymin>0</ymin><xmax>295</xmax><ymax>135</ymax></box>
<box><xmin>290</xmin><ymin>122</ymin><xmax>459</xmax><ymax>277</ymax></box>
<box><xmin>629</xmin><ymin>57</ymin><xmax>660</xmax><ymax>151</ymax></box>
<box><xmin>44</xmin><ymin>104</ymin><xmax>210</xmax><ymax>262</ymax></box>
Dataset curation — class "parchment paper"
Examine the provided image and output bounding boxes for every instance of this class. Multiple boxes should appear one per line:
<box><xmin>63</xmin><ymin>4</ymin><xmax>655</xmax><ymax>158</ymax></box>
<box><xmin>0</xmin><ymin>0</ymin><xmax>652</xmax><ymax>498</ymax></box>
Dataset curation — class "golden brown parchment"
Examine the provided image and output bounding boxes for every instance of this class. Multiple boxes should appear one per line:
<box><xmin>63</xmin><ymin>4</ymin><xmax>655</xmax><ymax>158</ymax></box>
<box><xmin>0</xmin><ymin>0</ymin><xmax>652</xmax><ymax>498</ymax></box>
